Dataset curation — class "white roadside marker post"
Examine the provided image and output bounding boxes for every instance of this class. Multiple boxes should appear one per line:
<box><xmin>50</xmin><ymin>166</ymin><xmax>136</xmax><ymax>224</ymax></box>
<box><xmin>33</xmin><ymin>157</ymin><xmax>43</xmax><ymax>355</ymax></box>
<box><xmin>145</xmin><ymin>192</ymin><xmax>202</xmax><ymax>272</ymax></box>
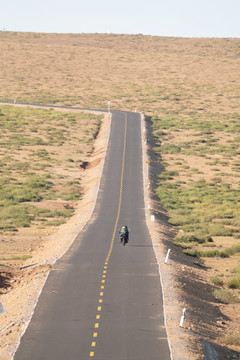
<box><xmin>0</xmin><ymin>301</ymin><xmax>6</xmax><ymax>314</ymax></box>
<box><xmin>180</xmin><ymin>308</ymin><xmax>186</xmax><ymax>327</ymax></box>
<box><xmin>107</xmin><ymin>100</ymin><xmax>111</xmax><ymax>114</ymax></box>
<box><xmin>164</xmin><ymin>249</ymin><xmax>171</xmax><ymax>264</ymax></box>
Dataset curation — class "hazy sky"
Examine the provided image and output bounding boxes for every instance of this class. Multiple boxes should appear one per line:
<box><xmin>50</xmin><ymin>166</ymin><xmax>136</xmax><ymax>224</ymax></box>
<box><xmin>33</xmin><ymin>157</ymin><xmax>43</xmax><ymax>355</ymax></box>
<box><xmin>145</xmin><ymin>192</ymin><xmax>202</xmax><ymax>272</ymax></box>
<box><xmin>1</xmin><ymin>0</ymin><xmax>240</xmax><ymax>38</ymax></box>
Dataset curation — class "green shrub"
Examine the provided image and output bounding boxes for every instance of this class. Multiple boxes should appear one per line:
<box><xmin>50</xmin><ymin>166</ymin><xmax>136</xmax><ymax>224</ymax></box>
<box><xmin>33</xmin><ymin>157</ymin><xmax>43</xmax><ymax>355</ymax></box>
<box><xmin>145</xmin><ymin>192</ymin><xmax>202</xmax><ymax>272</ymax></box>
<box><xmin>184</xmin><ymin>243</ymin><xmax>240</xmax><ymax>258</ymax></box>
<box><xmin>12</xmin><ymin>255</ymin><xmax>32</xmax><ymax>261</ymax></box>
<box><xmin>210</xmin><ymin>275</ymin><xmax>224</xmax><ymax>286</ymax></box>
<box><xmin>174</xmin><ymin>234</ymin><xmax>207</xmax><ymax>244</ymax></box>
<box><xmin>202</xmin><ymin>249</ymin><xmax>222</xmax><ymax>257</ymax></box>
<box><xmin>160</xmin><ymin>144</ymin><xmax>181</xmax><ymax>154</ymax></box>
<box><xmin>35</xmin><ymin>149</ymin><xmax>49</xmax><ymax>158</ymax></box>
<box><xmin>184</xmin><ymin>248</ymin><xmax>220</xmax><ymax>258</ymax></box>
<box><xmin>220</xmin><ymin>334</ymin><xmax>240</xmax><ymax>347</ymax></box>
<box><xmin>213</xmin><ymin>288</ymin><xmax>240</xmax><ymax>303</ymax></box>
<box><xmin>60</xmin><ymin>191</ymin><xmax>82</xmax><ymax>201</ymax></box>
<box><xmin>9</xmin><ymin>188</ymin><xmax>42</xmax><ymax>203</ymax></box>
<box><xmin>201</xmin><ymin>242</ymin><xmax>216</xmax><ymax>247</ymax></box>
<box><xmin>168</xmin><ymin>215</ymin><xmax>199</xmax><ymax>226</ymax></box>
<box><xmin>0</xmin><ymin>205</ymin><xmax>34</xmax><ymax>230</ymax></box>
<box><xmin>230</xmin><ymin>263</ymin><xmax>240</xmax><ymax>274</ymax></box>
<box><xmin>222</xmin><ymin>243</ymin><xmax>240</xmax><ymax>257</ymax></box>
<box><xmin>208</xmin><ymin>224</ymin><xmax>233</xmax><ymax>236</ymax></box>
<box><xmin>26</xmin><ymin>176</ymin><xmax>53</xmax><ymax>189</ymax></box>
<box><xmin>183</xmin><ymin>249</ymin><xmax>201</xmax><ymax>257</ymax></box>
<box><xmin>173</xmin><ymin>242</ymin><xmax>194</xmax><ymax>249</ymax></box>
<box><xmin>227</xmin><ymin>276</ymin><xmax>240</xmax><ymax>289</ymax></box>
<box><xmin>158</xmin><ymin>170</ymin><xmax>179</xmax><ymax>180</ymax></box>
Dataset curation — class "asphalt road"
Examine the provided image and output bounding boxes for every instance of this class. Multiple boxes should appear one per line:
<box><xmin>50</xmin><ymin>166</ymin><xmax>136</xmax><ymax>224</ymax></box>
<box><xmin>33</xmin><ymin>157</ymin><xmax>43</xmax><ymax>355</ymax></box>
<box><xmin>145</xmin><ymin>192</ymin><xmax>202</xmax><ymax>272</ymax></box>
<box><xmin>14</xmin><ymin>110</ymin><xmax>171</xmax><ymax>360</ymax></box>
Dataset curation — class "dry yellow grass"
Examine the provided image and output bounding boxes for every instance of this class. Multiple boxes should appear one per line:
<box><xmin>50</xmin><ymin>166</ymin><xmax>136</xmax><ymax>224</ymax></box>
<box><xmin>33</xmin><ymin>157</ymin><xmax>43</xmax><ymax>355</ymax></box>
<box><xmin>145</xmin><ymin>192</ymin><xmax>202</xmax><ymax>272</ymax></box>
<box><xmin>0</xmin><ymin>32</ymin><xmax>239</xmax><ymax>116</ymax></box>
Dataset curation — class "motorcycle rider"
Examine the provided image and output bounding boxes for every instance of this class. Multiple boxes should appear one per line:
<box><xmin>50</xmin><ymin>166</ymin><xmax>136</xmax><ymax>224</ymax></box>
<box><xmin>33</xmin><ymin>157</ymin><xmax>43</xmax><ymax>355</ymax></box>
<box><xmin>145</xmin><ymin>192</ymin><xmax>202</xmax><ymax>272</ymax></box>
<box><xmin>119</xmin><ymin>225</ymin><xmax>129</xmax><ymax>243</ymax></box>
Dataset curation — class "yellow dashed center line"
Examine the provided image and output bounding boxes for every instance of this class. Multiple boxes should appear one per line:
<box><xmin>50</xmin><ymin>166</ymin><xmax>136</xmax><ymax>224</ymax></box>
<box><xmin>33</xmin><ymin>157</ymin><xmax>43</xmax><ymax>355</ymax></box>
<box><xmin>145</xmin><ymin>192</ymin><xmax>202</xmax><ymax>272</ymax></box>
<box><xmin>89</xmin><ymin>114</ymin><xmax>127</xmax><ymax>358</ymax></box>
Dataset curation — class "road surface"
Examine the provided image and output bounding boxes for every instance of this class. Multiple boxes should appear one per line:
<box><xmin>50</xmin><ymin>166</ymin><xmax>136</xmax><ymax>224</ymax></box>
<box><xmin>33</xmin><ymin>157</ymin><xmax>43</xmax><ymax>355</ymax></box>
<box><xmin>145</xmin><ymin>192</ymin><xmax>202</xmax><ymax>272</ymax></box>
<box><xmin>14</xmin><ymin>110</ymin><xmax>171</xmax><ymax>360</ymax></box>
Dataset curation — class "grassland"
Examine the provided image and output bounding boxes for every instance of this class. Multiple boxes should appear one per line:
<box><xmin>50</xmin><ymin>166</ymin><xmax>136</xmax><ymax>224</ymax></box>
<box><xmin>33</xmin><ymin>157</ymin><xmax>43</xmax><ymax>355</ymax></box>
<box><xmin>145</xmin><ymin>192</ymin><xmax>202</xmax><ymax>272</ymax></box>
<box><xmin>0</xmin><ymin>104</ymin><xmax>102</xmax><ymax>265</ymax></box>
<box><xmin>0</xmin><ymin>31</ymin><xmax>240</xmax><ymax>354</ymax></box>
<box><xmin>0</xmin><ymin>105</ymin><xmax>102</xmax><ymax>229</ymax></box>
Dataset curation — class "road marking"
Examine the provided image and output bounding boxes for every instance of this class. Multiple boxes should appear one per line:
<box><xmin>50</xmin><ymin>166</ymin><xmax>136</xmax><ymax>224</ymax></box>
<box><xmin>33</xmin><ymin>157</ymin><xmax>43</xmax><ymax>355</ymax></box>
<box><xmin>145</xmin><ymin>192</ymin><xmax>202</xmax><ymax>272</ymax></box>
<box><xmin>89</xmin><ymin>114</ymin><xmax>128</xmax><ymax>358</ymax></box>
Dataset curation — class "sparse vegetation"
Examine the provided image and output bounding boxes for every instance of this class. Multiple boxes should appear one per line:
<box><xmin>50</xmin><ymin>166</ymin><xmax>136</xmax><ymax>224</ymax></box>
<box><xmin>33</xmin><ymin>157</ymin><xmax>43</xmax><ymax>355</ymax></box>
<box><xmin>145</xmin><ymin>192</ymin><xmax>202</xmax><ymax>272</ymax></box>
<box><xmin>210</xmin><ymin>275</ymin><xmax>224</xmax><ymax>286</ymax></box>
<box><xmin>0</xmin><ymin>105</ymin><xmax>102</xmax><ymax>232</ymax></box>
<box><xmin>0</xmin><ymin>32</ymin><xmax>240</xmax><ymax>354</ymax></box>
<box><xmin>213</xmin><ymin>288</ymin><xmax>240</xmax><ymax>303</ymax></box>
<box><xmin>227</xmin><ymin>276</ymin><xmax>240</xmax><ymax>290</ymax></box>
<box><xmin>220</xmin><ymin>334</ymin><xmax>240</xmax><ymax>347</ymax></box>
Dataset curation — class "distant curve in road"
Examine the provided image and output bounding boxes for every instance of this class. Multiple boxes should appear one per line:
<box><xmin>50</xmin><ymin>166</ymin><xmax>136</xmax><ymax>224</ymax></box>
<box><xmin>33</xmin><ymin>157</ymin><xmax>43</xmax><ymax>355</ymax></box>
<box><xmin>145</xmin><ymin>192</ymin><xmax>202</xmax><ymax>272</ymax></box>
<box><xmin>14</xmin><ymin>108</ymin><xmax>171</xmax><ymax>360</ymax></box>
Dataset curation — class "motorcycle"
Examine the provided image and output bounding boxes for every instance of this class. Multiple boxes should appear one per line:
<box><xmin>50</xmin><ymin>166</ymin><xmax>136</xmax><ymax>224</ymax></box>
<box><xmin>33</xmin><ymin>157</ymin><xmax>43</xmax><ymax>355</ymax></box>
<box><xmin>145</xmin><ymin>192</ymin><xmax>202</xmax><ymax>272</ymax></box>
<box><xmin>120</xmin><ymin>234</ymin><xmax>127</xmax><ymax>246</ymax></box>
